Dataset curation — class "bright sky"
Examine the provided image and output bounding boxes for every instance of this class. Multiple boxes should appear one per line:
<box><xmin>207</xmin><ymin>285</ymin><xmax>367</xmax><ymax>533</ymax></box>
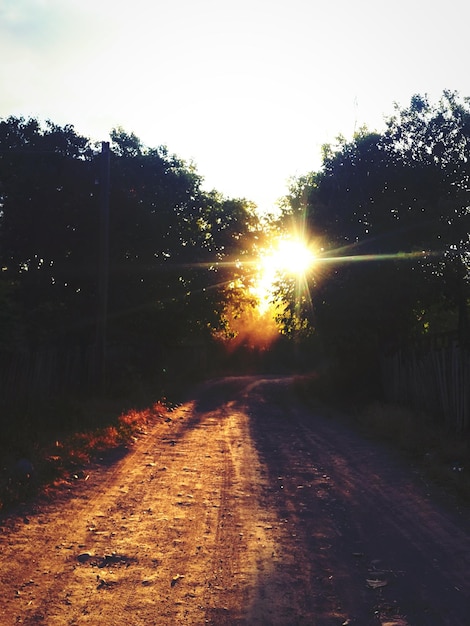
<box><xmin>1</xmin><ymin>0</ymin><xmax>469</xmax><ymax>213</ymax></box>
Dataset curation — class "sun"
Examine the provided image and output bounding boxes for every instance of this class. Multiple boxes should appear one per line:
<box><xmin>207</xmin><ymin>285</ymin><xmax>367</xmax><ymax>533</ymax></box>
<box><xmin>266</xmin><ymin>237</ymin><xmax>316</xmax><ymax>275</ymax></box>
<box><xmin>252</xmin><ymin>236</ymin><xmax>316</xmax><ymax>313</ymax></box>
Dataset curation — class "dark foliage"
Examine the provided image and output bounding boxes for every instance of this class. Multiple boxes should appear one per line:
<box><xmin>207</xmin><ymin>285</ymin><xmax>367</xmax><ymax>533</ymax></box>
<box><xmin>0</xmin><ymin>117</ymin><xmax>259</xmax><ymax>410</ymax></box>
<box><xmin>281</xmin><ymin>91</ymin><xmax>470</xmax><ymax>394</ymax></box>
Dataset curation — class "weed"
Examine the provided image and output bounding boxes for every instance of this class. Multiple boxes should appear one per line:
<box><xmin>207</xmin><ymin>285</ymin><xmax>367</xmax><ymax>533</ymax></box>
<box><xmin>296</xmin><ymin>372</ymin><xmax>470</xmax><ymax>506</ymax></box>
<box><xmin>0</xmin><ymin>400</ymin><xmax>170</xmax><ymax>513</ymax></box>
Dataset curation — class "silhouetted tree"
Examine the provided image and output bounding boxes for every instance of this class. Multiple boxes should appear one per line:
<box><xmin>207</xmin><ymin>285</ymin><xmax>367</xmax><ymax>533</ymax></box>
<box><xmin>0</xmin><ymin>117</ymin><xmax>98</xmax><ymax>347</ymax></box>
<box><xmin>0</xmin><ymin>118</ymin><xmax>260</xmax><ymax>390</ymax></box>
<box><xmin>280</xmin><ymin>92</ymin><xmax>470</xmax><ymax>391</ymax></box>
<box><xmin>106</xmin><ymin>129</ymin><xmax>260</xmax><ymax>361</ymax></box>
<box><xmin>383</xmin><ymin>91</ymin><xmax>470</xmax><ymax>338</ymax></box>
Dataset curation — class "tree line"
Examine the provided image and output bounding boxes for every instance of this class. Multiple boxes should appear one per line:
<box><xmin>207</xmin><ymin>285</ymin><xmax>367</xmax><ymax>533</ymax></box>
<box><xmin>1</xmin><ymin>90</ymin><xmax>469</xmax><ymax>408</ymax></box>
<box><xmin>279</xmin><ymin>90</ymin><xmax>470</xmax><ymax>393</ymax></box>
<box><xmin>0</xmin><ymin>118</ymin><xmax>260</xmax><ymax>399</ymax></box>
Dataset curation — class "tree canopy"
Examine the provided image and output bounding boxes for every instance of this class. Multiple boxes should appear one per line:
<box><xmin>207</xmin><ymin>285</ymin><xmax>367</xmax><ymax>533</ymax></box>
<box><xmin>2</xmin><ymin>92</ymin><xmax>470</xmax><ymax>400</ymax></box>
<box><xmin>0</xmin><ymin>117</ymin><xmax>260</xmax><ymax>390</ymax></box>
<box><xmin>279</xmin><ymin>91</ymin><xmax>470</xmax><ymax>386</ymax></box>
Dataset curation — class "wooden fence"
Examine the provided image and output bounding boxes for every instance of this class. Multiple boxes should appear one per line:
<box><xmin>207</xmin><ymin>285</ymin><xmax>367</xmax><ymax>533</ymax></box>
<box><xmin>0</xmin><ymin>340</ymin><xmax>208</xmax><ymax>414</ymax></box>
<box><xmin>381</xmin><ymin>334</ymin><xmax>470</xmax><ymax>432</ymax></box>
<box><xmin>0</xmin><ymin>345</ymin><xmax>97</xmax><ymax>408</ymax></box>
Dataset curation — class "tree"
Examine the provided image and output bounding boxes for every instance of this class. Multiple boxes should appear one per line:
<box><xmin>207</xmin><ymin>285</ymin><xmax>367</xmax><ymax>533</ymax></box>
<box><xmin>106</xmin><ymin>129</ymin><xmax>260</xmax><ymax>358</ymax></box>
<box><xmin>281</xmin><ymin>129</ymin><xmax>432</xmax><ymax>364</ymax></box>
<box><xmin>0</xmin><ymin>117</ymin><xmax>261</xmax><ymax>393</ymax></box>
<box><xmin>279</xmin><ymin>94</ymin><xmax>470</xmax><ymax>392</ymax></box>
<box><xmin>383</xmin><ymin>91</ymin><xmax>470</xmax><ymax>338</ymax></box>
<box><xmin>0</xmin><ymin>117</ymin><xmax>98</xmax><ymax>347</ymax></box>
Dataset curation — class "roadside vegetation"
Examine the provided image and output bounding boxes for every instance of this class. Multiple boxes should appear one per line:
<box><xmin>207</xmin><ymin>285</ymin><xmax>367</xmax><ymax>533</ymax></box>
<box><xmin>356</xmin><ymin>402</ymin><xmax>470</xmax><ymax>502</ymax></box>
<box><xmin>295</xmin><ymin>372</ymin><xmax>470</xmax><ymax>507</ymax></box>
<box><xmin>0</xmin><ymin>397</ymin><xmax>175</xmax><ymax>513</ymax></box>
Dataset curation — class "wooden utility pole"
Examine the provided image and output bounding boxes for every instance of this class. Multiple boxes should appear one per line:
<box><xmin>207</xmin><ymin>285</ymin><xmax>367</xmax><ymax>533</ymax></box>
<box><xmin>96</xmin><ymin>141</ymin><xmax>110</xmax><ymax>392</ymax></box>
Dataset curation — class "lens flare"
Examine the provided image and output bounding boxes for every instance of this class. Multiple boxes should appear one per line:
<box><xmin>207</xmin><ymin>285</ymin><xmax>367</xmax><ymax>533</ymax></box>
<box><xmin>251</xmin><ymin>236</ymin><xmax>316</xmax><ymax>313</ymax></box>
<box><xmin>262</xmin><ymin>238</ymin><xmax>315</xmax><ymax>275</ymax></box>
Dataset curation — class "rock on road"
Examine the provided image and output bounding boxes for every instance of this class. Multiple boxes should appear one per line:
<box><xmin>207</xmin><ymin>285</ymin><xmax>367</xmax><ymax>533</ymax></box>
<box><xmin>1</xmin><ymin>376</ymin><xmax>469</xmax><ymax>625</ymax></box>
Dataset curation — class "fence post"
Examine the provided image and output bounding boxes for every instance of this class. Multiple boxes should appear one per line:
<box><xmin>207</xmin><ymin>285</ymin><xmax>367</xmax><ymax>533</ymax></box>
<box><xmin>96</xmin><ymin>141</ymin><xmax>110</xmax><ymax>392</ymax></box>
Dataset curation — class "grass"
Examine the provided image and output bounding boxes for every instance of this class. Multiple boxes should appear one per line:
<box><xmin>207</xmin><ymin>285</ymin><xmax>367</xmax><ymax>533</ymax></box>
<box><xmin>355</xmin><ymin>401</ymin><xmax>470</xmax><ymax>503</ymax></box>
<box><xmin>0</xmin><ymin>398</ymin><xmax>172</xmax><ymax>514</ymax></box>
<box><xmin>294</xmin><ymin>372</ymin><xmax>470</xmax><ymax>507</ymax></box>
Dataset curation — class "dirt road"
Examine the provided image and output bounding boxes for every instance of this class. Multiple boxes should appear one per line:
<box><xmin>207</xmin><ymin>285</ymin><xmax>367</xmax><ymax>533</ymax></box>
<box><xmin>1</xmin><ymin>376</ymin><xmax>470</xmax><ymax>625</ymax></box>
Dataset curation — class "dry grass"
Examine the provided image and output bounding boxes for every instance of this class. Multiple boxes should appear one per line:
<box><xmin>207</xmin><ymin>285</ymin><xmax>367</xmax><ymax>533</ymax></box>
<box><xmin>0</xmin><ymin>400</ymin><xmax>171</xmax><ymax>513</ymax></box>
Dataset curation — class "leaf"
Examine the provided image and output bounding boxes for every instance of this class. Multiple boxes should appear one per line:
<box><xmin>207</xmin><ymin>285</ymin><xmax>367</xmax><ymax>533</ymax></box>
<box><xmin>171</xmin><ymin>574</ymin><xmax>185</xmax><ymax>587</ymax></box>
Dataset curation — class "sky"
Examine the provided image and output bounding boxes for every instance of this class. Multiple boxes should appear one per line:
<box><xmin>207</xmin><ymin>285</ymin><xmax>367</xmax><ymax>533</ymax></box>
<box><xmin>1</xmin><ymin>0</ymin><xmax>470</xmax><ymax>213</ymax></box>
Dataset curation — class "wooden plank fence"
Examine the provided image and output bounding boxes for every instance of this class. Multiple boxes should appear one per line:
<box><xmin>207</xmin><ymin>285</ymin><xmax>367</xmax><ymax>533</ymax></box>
<box><xmin>0</xmin><ymin>340</ymin><xmax>208</xmax><ymax>413</ymax></box>
<box><xmin>0</xmin><ymin>345</ymin><xmax>97</xmax><ymax>407</ymax></box>
<box><xmin>381</xmin><ymin>334</ymin><xmax>470</xmax><ymax>432</ymax></box>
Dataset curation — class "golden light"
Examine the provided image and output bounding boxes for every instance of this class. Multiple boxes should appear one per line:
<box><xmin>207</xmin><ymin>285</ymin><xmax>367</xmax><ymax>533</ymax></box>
<box><xmin>252</xmin><ymin>236</ymin><xmax>316</xmax><ymax>314</ymax></box>
<box><xmin>266</xmin><ymin>237</ymin><xmax>316</xmax><ymax>276</ymax></box>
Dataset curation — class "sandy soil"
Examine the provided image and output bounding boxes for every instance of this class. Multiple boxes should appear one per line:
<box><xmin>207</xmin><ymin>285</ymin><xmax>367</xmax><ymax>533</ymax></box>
<box><xmin>1</xmin><ymin>376</ymin><xmax>469</xmax><ymax>625</ymax></box>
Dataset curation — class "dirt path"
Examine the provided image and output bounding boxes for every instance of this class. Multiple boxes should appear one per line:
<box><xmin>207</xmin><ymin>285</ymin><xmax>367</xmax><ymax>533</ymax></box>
<box><xmin>1</xmin><ymin>376</ymin><xmax>470</xmax><ymax>625</ymax></box>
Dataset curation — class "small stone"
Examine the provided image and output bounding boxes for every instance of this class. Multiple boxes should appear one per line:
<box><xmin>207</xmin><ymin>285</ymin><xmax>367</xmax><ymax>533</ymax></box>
<box><xmin>366</xmin><ymin>578</ymin><xmax>388</xmax><ymax>589</ymax></box>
